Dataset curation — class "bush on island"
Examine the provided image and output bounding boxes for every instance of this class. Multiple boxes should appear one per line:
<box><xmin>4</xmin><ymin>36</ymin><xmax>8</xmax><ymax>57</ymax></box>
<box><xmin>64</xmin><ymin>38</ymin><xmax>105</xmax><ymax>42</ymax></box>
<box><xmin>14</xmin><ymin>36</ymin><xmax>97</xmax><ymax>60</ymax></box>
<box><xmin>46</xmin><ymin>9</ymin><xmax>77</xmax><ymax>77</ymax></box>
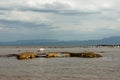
<box><xmin>70</xmin><ymin>52</ymin><xmax>102</xmax><ymax>58</ymax></box>
<box><xmin>46</xmin><ymin>52</ymin><xmax>61</xmax><ymax>58</ymax></box>
<box><xmin>17</xmin><ymin>52</ymin><xmax>37</xmax><ymax>60</ymax></box>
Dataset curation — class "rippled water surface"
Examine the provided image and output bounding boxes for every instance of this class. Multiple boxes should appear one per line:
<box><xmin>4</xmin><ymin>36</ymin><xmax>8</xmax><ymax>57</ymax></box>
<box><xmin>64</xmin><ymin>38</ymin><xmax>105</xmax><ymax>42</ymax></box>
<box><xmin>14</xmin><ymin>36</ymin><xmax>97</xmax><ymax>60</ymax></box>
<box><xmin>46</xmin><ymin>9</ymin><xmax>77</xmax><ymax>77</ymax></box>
<box><xmin>0</xmin><ymin>46</ymin><xmax>120</xmax><ymax>80</ymax></box>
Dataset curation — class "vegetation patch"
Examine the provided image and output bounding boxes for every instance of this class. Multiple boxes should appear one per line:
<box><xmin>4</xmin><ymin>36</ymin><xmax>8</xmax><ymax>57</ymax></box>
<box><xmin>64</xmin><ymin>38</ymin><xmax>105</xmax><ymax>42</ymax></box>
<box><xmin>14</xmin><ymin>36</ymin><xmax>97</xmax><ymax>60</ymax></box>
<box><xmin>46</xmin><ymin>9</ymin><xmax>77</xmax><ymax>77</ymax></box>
<box><xmin>17</xmin><ymin>52</ymin><xmax>37</xmax><ymax>60</ymax></box>
<box><xmin>46</xmin><ymin>52</ymin><xmax>61</xmax><ymax>58</ymax></box>
<box><xmin>70</xmin><ymin>52</ymin><xmax>102</xmax><ymax>58</ymax></box>
<box><xmin>46</xmin><ymin>52</ymin><xmax>71</xmax><ymax>58</ymax></box>
<box><xmin>0</xmin><ymin>51</ymin><xmax>103</xmax><ymax>60</ymax></box>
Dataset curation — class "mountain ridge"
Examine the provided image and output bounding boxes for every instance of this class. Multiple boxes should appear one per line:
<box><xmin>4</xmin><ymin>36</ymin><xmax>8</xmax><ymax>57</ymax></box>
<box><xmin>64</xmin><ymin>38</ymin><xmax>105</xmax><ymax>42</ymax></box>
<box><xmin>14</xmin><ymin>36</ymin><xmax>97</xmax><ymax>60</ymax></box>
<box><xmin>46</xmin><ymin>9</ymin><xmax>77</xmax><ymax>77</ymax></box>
<box><xmin>0</xmin><ymin>36</ymin><xmax>120</xmax><ymax>46</ymax></box>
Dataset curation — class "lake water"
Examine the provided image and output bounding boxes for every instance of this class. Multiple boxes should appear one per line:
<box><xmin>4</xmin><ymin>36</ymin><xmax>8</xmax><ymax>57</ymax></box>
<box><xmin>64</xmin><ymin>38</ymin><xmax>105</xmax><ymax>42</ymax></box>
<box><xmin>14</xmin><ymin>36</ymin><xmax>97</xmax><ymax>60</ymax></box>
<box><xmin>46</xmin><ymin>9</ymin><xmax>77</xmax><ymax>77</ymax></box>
<box><xmin>0</xmin><ymin>46</ymin><xmax>120</xmax><ymax>80</ymax></box>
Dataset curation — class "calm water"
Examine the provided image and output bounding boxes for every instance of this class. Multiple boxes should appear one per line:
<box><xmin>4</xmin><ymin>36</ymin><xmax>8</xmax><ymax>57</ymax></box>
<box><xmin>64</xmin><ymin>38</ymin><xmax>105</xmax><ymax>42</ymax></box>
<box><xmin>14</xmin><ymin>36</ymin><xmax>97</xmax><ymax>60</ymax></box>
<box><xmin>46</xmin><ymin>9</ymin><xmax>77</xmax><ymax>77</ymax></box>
<box><xmin>0</xmin><ymin>47</ymin><xmax>120</xmax><ymax>80</ymax></box>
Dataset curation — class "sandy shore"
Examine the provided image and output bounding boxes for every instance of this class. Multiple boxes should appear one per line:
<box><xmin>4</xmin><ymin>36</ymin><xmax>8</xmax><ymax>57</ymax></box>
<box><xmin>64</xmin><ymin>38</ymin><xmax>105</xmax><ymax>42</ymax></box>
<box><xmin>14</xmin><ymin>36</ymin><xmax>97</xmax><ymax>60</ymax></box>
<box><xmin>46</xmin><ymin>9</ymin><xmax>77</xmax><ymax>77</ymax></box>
<box><xmin>0</xmin><ymin>46</ymin><xmax>120</xmax><ymax>80</ymax></box>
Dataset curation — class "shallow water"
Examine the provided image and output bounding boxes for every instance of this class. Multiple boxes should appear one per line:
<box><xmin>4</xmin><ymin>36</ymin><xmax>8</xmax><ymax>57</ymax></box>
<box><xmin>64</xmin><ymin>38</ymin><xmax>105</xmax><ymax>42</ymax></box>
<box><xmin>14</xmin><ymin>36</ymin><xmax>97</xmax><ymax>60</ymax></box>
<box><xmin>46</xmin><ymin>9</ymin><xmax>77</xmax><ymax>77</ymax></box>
<box><xmin>0</xmin><ymin>47</ymin><xmax>120</xmax><ymax>80</ymax></box>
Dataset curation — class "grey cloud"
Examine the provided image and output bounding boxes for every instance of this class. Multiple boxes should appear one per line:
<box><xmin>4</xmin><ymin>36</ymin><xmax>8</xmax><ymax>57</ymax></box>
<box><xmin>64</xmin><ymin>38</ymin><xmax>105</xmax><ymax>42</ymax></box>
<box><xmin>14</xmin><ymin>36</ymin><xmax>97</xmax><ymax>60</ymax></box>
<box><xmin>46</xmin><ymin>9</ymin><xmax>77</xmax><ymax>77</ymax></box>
<box><xmin>0</xmin><ymin>12</ymin><xmax>5</xmax><ymax>15</ymax></box>
<box><xmin>0</xmin><ymin>8</ymin><xmax>10</xmax><ymax>11</ymax></box>
<box><xmin>0</xmin><ymin>19</ymin><xmax>56</xmax><ymax>41</ymax></box>
<box><xmin>54</xmin><ymin>26</ymin><xmax>120</xmax><ymax>41</ymax></box>
<box><xmin>0</xmin><ymin>1</ymin><xmax>103</xmax><ymax>15</ymax></box>
<box><xmin>0</xmin><ymin>0</ymin><xmax>120</xmax><ymax>41</ymax></box>
<box><xmin>0</xmin><ymin>19</ymin><xmax>52</xmax><ymax>29</ymax></box>
<box><xmin>42</xmin><ymin>2</ymin><xmax>70</xmax><ymax>10</ymax></box>
<box><xmin>28</xmin><ymin>9</ymin><xmax>102</xmax><ymax>15</ymax></box>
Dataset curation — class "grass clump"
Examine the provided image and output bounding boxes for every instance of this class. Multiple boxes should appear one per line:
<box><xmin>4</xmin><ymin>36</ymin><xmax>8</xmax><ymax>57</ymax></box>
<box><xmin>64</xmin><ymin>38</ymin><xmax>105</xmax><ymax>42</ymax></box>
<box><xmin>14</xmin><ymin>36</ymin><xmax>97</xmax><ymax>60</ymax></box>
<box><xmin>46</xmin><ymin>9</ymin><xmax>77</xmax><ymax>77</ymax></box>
<box><xmin>70</xmin><ymin>52</ymin><xmax>102</xmax><ymax>58</ymax></box>
<box><xmin>17</xmin><ymin>52</ymin><xmax>37</xmax><ymax>60</ymax></box>
<box><xmin>46</xmin><ymin>52</ymin><xmax>61</xmax><ymax>58</ymax></box>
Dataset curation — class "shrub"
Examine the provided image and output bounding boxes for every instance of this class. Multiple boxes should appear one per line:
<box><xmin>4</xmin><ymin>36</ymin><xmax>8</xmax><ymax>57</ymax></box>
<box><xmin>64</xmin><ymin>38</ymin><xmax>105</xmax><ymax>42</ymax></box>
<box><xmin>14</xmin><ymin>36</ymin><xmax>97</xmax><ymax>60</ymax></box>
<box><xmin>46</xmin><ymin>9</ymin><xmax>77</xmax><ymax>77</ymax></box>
<box><xmin>46</xmin><ymin>52</ymin><xmax>60</xmax><ymax>58</ymax></box>
<box><xmin>70</xmin><ymin>52</ymin><xmax>102</xmax><ymax>58</ymax></box>
<box><xmin>17</xmin><ymin>52</ymin><xmax>37</xmax><ymax>60</ymax></box>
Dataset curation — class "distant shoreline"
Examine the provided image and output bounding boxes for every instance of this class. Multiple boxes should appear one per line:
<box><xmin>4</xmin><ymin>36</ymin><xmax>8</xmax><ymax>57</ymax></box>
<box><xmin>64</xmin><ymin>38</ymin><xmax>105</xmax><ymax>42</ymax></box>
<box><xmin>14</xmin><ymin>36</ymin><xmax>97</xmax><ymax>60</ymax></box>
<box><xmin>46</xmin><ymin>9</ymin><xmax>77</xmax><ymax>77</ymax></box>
<box><xmin>0</xmin><ymin>45</ymin><xmax>120</xmax><ymax>48</ymax></box>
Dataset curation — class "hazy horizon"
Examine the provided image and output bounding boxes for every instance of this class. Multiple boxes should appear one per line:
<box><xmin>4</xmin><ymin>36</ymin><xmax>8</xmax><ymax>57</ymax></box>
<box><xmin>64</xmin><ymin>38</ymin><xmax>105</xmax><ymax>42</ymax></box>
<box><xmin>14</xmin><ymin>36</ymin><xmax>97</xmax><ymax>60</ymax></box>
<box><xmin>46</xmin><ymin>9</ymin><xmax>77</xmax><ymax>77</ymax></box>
<box><xmin>0</xmin><ymin>0</ymin><xmax>120</xmax><ymax>41</ymax></box>
<box><xmin>0</xmin><ymin>36</ymin><xmax>116</xmax><ymax>42</ymax></box>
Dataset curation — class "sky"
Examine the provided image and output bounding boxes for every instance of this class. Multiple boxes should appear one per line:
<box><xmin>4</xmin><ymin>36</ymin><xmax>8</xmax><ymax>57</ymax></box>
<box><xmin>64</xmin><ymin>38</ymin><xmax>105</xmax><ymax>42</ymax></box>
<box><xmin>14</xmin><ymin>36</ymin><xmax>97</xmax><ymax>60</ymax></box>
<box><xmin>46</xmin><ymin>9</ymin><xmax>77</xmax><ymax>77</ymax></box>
<box><xmin>0</xmin><ymin>0</ymin><xmax>120</xmax><ymax>42</ymax></box>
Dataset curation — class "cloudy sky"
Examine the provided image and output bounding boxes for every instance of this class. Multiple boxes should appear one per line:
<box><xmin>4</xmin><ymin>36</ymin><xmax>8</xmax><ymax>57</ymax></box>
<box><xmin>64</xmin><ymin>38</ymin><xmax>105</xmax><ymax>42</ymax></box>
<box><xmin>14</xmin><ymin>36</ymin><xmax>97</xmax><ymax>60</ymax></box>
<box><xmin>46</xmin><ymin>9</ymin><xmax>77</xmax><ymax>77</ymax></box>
<box><xmin>0</xmin><ymin>0</ymin><xmax>120</xmax><ymax>41</ymax></box>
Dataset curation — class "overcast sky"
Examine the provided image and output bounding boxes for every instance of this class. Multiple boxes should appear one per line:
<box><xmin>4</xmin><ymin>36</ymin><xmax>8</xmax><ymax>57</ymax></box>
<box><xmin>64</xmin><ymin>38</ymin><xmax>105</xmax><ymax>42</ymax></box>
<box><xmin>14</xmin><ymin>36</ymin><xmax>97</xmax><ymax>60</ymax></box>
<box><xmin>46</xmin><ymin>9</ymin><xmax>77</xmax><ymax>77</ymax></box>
<box><xmin>0</xmin><ymin>0</ymin><xmax>120</xmax><ymax>41</ymax></box>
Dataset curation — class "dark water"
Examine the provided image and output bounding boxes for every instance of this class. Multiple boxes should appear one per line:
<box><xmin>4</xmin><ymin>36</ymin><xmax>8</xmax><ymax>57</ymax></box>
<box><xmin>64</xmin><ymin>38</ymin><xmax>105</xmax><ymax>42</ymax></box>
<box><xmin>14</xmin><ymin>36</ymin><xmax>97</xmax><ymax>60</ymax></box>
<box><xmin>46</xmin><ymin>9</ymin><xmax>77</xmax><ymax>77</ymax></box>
<box><xmin>0</xmin><ymin>47</ymin><xmax>120</xmax><ymax>80</ymax></box>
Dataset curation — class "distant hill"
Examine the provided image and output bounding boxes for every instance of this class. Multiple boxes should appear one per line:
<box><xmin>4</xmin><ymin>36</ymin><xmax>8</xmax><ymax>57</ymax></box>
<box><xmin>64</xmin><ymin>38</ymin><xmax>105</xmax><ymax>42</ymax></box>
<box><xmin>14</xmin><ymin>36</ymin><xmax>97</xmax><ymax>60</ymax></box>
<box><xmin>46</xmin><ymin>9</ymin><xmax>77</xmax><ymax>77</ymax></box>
<box><xmin>0</xmin><ymin>36</ymin><xmax>120</xmax><ymax>46</ymax></box>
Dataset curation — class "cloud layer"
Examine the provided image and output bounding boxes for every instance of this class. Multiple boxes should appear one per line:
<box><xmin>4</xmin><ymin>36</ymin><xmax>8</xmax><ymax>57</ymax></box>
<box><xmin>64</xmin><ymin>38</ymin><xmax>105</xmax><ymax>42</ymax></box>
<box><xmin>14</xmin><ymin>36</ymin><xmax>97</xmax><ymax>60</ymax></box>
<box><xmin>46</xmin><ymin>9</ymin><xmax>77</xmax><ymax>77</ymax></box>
<box><xmin>0</xmin><ymin>0</ymin><xmax>120</xmax><ymax>41</ymax></box>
